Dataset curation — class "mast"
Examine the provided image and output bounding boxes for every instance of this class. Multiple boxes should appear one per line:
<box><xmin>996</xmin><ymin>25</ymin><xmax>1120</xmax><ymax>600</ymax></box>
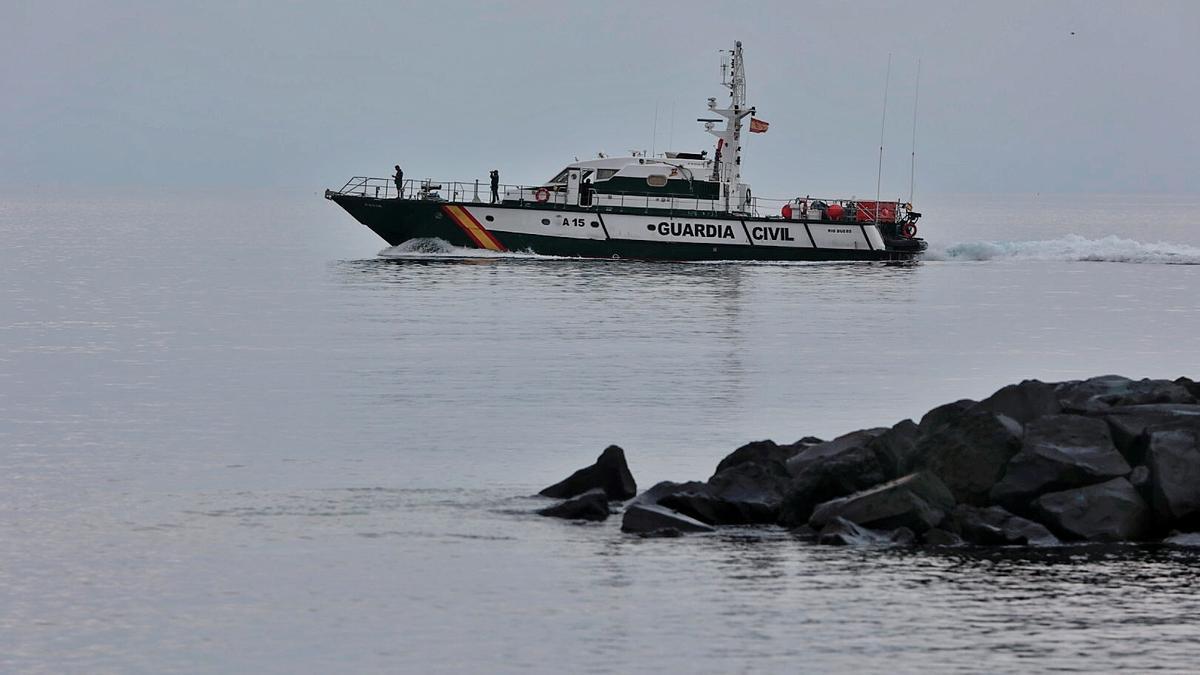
<box><xmin>701</xmin><ymin>41</ymin><xmax>753</xmax><ymax>212</ymax></box>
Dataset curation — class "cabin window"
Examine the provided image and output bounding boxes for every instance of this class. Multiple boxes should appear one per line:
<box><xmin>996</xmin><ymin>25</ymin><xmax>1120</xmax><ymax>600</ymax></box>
<box><xmin>646</xmin><ymin>174</ymin><xmax>669</xmax><ymax>188</ymax></box>
<box><xmin>595</xmin><ymin>169</ymin><xmax>618</xmax><ymax>181</ymax></box>
<box><xmin>547</xmin><ymin>169</ymin><xmax>570</xmax><ymax>184</ymax></box>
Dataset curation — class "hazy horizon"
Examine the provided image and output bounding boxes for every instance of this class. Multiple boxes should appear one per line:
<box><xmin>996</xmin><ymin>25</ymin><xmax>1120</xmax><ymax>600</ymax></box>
<box><xmin>4</xmin><ymin>0</ymin><xmax>1198</xmax><ymax>198</ymax></box>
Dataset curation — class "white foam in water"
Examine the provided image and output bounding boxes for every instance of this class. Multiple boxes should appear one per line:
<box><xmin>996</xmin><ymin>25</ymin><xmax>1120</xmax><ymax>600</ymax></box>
<box><xmin>927</xmin><ymin>234</ymin><xmax>1200</xmax><ymax>265</ymax></box>
<box><xmin>379</xmin><ymin>238</ymin><xmax>559</xmax><ymax>259</ymax></box>
<box><xmin>380</xmin><ymin>235</ymin><xmax>1200</xmax><ymax>265</ymax></box>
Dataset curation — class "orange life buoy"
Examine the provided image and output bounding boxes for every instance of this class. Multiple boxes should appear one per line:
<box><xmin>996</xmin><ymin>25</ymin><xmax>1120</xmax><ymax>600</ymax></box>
<box><xmin>535</xmin><ymin>188</ymin><xmax>550</xmax><ymax>203</ymax></box>
<box><xmin>900</xmin><ymin>222</ymin><xmax>918</xmax><ymax>239</ymax></box>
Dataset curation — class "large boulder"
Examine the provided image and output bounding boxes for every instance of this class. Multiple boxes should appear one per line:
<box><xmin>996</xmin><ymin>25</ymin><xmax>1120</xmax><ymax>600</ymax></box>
<box><xmin>1145</xmin><ymin>426</ymin><xmax>1200</xmax><ymax>528</ymax></box>
<box><xmin>866</xmin><ymin>419</ymin><xmax>922</xmax><ymax>477</ymax></box>
<box><xmin>1056</xmin><ymin>375</ymin><xmax>1196</xmax><ymax>414</ymax></box>
<box><xmin>1176</xmin><ymin>377</ymin><xmax>1200</xmax><ymax>400</ymax></box>
<box><xmin>660</xmin><ymin>462</ymin><xmax>789</xmax><ymax>525</ymax></box>
<box><xmin>621</xmin><ymin>503</ymin><xmax>715</xmax><ymax>535</ymax></box>
<box><xmin>915</xmin><ymin>409</ymin><xmax>1024</xmax><ymax>505</ymax></box>
<box><xmin>539</xmin><ymin>445</ymin><xmax>637</xmax><ymax>500</ymax></box>
<box><xmin>537</xmin><ymin>489</ymin><xmax>609</xmax><ymax>521</ymax></box>
<box><xmin>785</xmin><ymin>428</ymin><xmax>888</xmax><ymax>476</ymax></box>
<box><xmin>644</xmin><ymin>440</ymin><xmax>797</xmax><ymax>526</ymax></box>
<box><xmin>628</xmin><ymin>480</ymin><xmax>706</xmax><ymax>507</ymax></box>
<box><xmin>951</xmin><ymin>505</ymin><xmax>1060</xmax><ymax>546</ymax></box>
<box><xmin>990</xmin><ymin>415</ymin><xmax>1130</xmax><ymax>511</ymax></box>
<box><xmin>777</xmin><ymin>432</ymin><xmax>891</xmax><ymax>527</ymax></box>
<box><xmin>816</xmin><ymin>517</ymin><xmax>916</xmax><ymax>547</ymax></box>
<box><xmin>809</xmin><ymin>471</ymin><xmax>956</xmax><ymax>534</ymax></box>
<box><xmin>917</xmin><ymin>399</ymin><xmax>976</xmax><ymax>435</ymax></box>
<box><xmin>712</xmin><ymin>439</ymin><xmax>795</xmax><ymax>476</ymax></box>
<box><xmin>1033</xmin><ymin>478</ymin><xmax>1151</xmax><ymax>542</ymax></box>
<box><xmin>1101</xmin><ymin>404</ymin><xmax>1200</xmax><ymax>463</ymax></box>
<box><xmin>973</xmin><ymin>379</ymin><xmax>1062</xmax><ymax>425</ymax></box>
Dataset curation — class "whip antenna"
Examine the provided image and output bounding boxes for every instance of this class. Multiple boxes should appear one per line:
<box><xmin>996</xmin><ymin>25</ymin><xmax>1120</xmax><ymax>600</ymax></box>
<box><xmin>651</xmin><ymin>101</ymin><xmax>659</xmax><ymax>157</ymax></box>
<box><xmin>875</xmin><ymin>53</ymin><xmax>892</xmax><ymax>222</ymax></box>
<box><xmin>909</xmin><ymin>59</ymin><xmax>922</xmax><ymax>204</ymax></box>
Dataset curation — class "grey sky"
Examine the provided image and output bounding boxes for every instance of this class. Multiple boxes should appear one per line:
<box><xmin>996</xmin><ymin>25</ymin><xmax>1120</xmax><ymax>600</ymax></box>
<box><xmin>3</xmin><ymin>0</ymin><xmax>1197</xmax><ymax>196</ymax></box>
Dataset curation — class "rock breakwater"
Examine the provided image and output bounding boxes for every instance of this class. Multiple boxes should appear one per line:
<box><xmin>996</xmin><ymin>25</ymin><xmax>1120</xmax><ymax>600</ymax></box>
<box><xmin>536</xmin><ymin>375</ymin><xmax>1200</xmax><ymax>546</ymax></box>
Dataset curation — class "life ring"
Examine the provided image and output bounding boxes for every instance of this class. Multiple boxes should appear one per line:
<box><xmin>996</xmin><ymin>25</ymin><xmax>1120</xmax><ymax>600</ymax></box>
<box><xmin>900</xmin><ymin>222</ymin><xmax>918</xmax><ymax>239</ymax></box>
<box><xmin>534</xmin><ymin>188</ymin><xmax>550</xmax><ymax>203</ymax></box>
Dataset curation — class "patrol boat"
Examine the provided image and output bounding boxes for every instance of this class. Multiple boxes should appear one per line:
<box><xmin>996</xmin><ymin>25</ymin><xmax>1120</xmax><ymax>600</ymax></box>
<box><xmin>325</xmin><ymin>42</ymin><xmax>927</xmax><ymax>262</ymax></box>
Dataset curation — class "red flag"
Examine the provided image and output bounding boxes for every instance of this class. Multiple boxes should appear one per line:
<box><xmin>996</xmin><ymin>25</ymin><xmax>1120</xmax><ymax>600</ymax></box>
<box><xmin>749</xmin><ymin>117</ymin><xmax>769</xmax><ymax>133</ymax></box>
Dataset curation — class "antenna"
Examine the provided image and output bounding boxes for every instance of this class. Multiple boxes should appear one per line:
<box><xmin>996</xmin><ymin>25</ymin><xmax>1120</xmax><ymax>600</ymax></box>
<box><xmin>909</xmin><ymin>59</ymin><xmax>922</xmax><ymax>204</ymax></box>
<box><xmin>651</xmin><ymin>100</ymin><xmax>659</xmax><ymax>157</ymax></box>
<box><xmin>875</xmin><ymin>53</ymin><xmax>892</xmax><ymax>222</ymax></box>
<box><xmin>667</xmin><ymin>100</ymin><xmax>676</xmax><ymax>151</ymax></box>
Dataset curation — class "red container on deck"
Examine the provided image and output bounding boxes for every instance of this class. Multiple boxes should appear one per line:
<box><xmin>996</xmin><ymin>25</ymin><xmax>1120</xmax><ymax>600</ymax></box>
<box><xmin>854</xmin><ymin>201</ymin><xmax>898</xmax><ymax>223</ymax></box>
<box><xmin>825</xmin><ymin>204</ymin><xmax>845</xmax><ymax>220</ymax></box>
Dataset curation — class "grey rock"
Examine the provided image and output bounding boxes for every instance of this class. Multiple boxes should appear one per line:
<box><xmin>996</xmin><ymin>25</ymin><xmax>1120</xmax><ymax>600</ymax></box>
<box><xmin>777</xmin><ymin>436</ymin><xmax>890</xmax><ymax>527</ymax></box>
<box><xmin>636</xmin><ymin>528</ymin><xmax>683</xmax><ymax>539</ymax></box>
<box><xmin>628</xmin><ymin>480</ymin><xmax>708</xmax><ymax>507</ymax></box>
<box><xmin>990</xmin><ymin>415</ymin><xmax>1130</xmax><ymax>510</ymax></box>
<box><xmin>1034</xmin><ymin>478</ymin><xmax>1151</xmax><ymax>542</ymax></box>
<box><xmin>789</xmin><ymin>524</ymin><xmax>819</xmax><ymax>542</ymax></box>
<box><xmin>1123</xmin><ymin>461</ymin><xmax>1152</xmax><ymax>487</ymax></box>
<box><xmin>1101</xmin><ymin>404</ymin><xmax>1200</xmax><ymax>463</ymax></box>
<box><xmin>916</xmin><ymin>409</ymin><xmax>1024</xmax><ymax>505</ymax></box>
<box><xmin>659</xmin><ymin>463</ymin><xmax>787</xmax><ymax>525</ymax></box>
<box><xmin>1145</xmin><ymin>427</ymin><xmax>1200</xmax><ymax>527</ymax></box>
<box><xmin>537</xmin><ymin>488</ymin><xmax>609</xmax><ymax>521</ymax></box>
<box><xmin>1176</xmin><ymin>377</ymin><xmax>1200</xmax><ymax>400</ymax></box>
<box><xmin>973</xmin><ymin>379</ymin><xmax>1062</xmax><ymax>425</ymax></box>
<box><xmin>866</xmin><ymin>419</ymin><xmax>921</xmax><ymax>477</ymax></box>
<box><xmin>809</xmin><ymin>471</ymin><xmax>956</xmax><ymax>534</ymax></box>
<box><xmin>785</xmin><ymin>428</ymin><xmax>888</xmax><ymax>477</ymax></box>
<box><xmin>918</xmin><ymin>399</ymin><xmax>977</xmax><ymax>435</ymax></box>
<box><xmin>621</xmin><ymin>503</ymin><xmax>715</xmax><ymax>534</ymax></box>
<box><xmin>712</xmin><ymin>439</ymin><xmax>794</xmax><ymax>476</ymax></box>
<box><xmin>952</xmin><ymin>505</ymin><xmax>1061</xmax><ymax>546</ymax></box>
<box><xmin>794</xmin><ymin>436</ymin><xmax>826</xmax><ymax>446</ymax></box>
<box><xmin>539</xmin><ymin>445</ymin><xmax>637</xmax><ymax>500</ymax></box>
<box><xmin>656</xmin><ymin>444</ymin><xmax>795</xmax><ymax>525</ymax></box>
<box><xmin>1056</xmin><ymin>375</ymin><xmax>1196</xmax><ymax>415</ymax></box>
<box><xmin>922</xmin><ymin>528</ymin><xmax>965</xmax><ymax>546</ymax></box>
<box><xmin>816</xmin><ymin>517</ymin><xmax>916</xmax><ymax>547</ymax></box>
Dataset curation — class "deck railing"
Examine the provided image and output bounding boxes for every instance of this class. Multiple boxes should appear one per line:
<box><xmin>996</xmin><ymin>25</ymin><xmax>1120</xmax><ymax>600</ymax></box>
<box><xmin>329</xmin><ymin>176</ymin><xmax>915</xmax><ymax>223</ymax></box>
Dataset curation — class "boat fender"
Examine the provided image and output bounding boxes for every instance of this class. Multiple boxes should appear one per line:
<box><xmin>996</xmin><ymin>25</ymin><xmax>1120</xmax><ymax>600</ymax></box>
<box><xmin>781</xmin><ymin>203</ymin><xmax>793</xmax><ymax>219</ymax></box>
<box><xmin>901</xmin><ymin>222</ymin><xmax>918</xmax><ymax>239</ymax></box>
<box><xmin>535</xmin><ymin>188</ymin><xmax>550</xmax><ymax>203</ymax></box>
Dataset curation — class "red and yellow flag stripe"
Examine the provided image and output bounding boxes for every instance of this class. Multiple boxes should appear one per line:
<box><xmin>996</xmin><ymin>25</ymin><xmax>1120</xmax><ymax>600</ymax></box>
<box><xmin>442</xmin><ymin>205</ymin><xmax>506</xmax><ymax>252</ymax></box>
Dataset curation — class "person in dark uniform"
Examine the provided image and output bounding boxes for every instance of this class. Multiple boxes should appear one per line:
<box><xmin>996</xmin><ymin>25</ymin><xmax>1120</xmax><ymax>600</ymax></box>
<box><xmin>393</xmin><ymin>165</ymin><xmax>404</xmax><ymax>199</ymax></box>
<box><xmin>489</xmin><ymin>169</ymin><xmax>500</xmax><ymax>204</ymax></box>
<box><xmin>581</xmin><ymin>178</ymin><xmax>593</xmax><ymax>206</ymax></box>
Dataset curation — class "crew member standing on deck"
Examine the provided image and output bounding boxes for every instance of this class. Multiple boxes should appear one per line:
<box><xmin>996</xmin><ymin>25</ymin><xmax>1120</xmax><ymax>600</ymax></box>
<box><xmin>393</xmin><ymin>165</ymin><xmax>404</xmax><ymax>199</ymax></box>
<box><xmin>489</xmin><ymin>169</ymin><xmax>500</xmax><ymax>204</ymax></box>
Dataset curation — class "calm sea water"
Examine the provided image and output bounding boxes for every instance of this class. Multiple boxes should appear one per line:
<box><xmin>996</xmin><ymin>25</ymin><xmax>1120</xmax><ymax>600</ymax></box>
<box><xmin>2</xmin><ymin>190</ymin><xmax>1200</xmax><ymax>673</ymax></box>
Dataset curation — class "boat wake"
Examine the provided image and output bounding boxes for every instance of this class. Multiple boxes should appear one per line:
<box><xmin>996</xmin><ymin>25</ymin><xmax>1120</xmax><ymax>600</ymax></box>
<box><xmin>379</xmin><ymin>238</ymin><xmax>560</xmax><ymax>260</ymax></box>
<box><xmin>927</xmin><ymin>234</ymin><xmax>1200</xmax><ymax>265</ymax></box>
